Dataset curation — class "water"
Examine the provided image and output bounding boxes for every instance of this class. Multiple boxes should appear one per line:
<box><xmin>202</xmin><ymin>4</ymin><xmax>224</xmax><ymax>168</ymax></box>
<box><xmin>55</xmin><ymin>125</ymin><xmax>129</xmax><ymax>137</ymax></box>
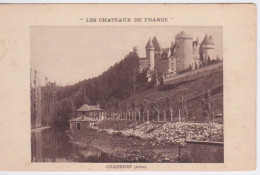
<box><xmin>31</xmin><ymin>127</ymin><xmax>223</xmax><ymax>163</ymax></box>
<box><xmin>31</xmin><ymin>127</ymin><xmax>120</xmax><ymax>162</ymax></box>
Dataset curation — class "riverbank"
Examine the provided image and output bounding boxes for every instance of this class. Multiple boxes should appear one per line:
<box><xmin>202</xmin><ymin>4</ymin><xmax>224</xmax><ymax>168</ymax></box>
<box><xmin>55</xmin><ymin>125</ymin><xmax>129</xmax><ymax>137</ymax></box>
<box><xmin>94</xmin><ymin>119</ymin><xmax>223</xmax><ymax>144</ymax></box>
<box><xmin>67</xmin><ymin>119</ymin><xmax>223</xmax><ymax>162</ymax></box>
<box><xmin>68</xmin><ymin>129</ymin><xmax>182</xmax><ymax>162</ymax></box>
<box><xmin>31</xmin><ymin>126</ymin><xmax>52</xmax><ymax>132</ymax></box>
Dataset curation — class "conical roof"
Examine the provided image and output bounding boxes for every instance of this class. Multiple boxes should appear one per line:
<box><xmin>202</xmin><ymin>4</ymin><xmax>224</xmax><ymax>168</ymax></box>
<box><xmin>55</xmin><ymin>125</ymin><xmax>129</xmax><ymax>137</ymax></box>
<box><xmin>152</xmin><ymin>36</ymin><xmax>162</xmax><ymax>51</ymax></box>
<box><xmin>201</xmin><ymin>34</ymin><xmax>214</xmax><ymax>45</ymax></box>
<box><xmin>145</xmin><ymin>38</ymin><xmax>154</xmax><ymax>49</ymax></box>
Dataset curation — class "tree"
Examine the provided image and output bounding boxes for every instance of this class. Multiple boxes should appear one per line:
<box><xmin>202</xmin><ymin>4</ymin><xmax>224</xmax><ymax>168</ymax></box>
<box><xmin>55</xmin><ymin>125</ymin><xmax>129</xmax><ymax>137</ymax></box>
<box><xmin>180</xmin><ymin>96</ymin><xmax>188</xmax><ymax>119</ymax></box>
<box><xmin>54</xmin><ymin>51</ymin><xmax>142</xmax><ymax>124</ymax></box>
<box><xmin>131</xmin><ymin>101</ymin><xmax>136</xmax><ymax>111</ymax></box>
<box><xmin>201</xmin><ymin>89</ymin><xmax>214</xmax><ymax>120</ymax></box>
<box><xmin>166</xmin><ymin>97</ymin><xmax>171</xmax><ymax>108</ymax></box>
<box><xmin>207</xmin><ymin>56</ymin><xmax>211</xmax><ymax>64</ymax></box>
<box><xmin>140</xmin><ymin>103</ymin><xmax>145</xmax><ymax>117</ymax></box>
<box><xmin>41</xmin><ymin>80</ymin><xmax>57</xmax><ymax>126</ymax></box>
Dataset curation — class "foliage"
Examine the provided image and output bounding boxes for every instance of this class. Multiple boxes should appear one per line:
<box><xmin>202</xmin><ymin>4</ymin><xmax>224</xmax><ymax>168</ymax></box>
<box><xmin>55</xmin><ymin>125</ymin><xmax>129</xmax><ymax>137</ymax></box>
<box><xmin>201</xmin><ymin>89</ymin><xmax>215</xmax><ymax>120</ymax></box>
<box><xmin>179</xmin><ymin>96</ymin><xmax>188</xmax><ymax>119</ymax></box>
<box><xmin>54</xmin><ymin>52</ymin><xmax>141</xmax><ymax>123</ymax></box>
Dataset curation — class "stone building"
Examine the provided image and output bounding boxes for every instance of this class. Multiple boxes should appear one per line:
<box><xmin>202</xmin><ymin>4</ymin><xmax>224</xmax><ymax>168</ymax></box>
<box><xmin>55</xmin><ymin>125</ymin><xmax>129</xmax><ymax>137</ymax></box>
<box><xmin>136</xmin><ymin>31</ymin><xmax>216</xmax><ymax>81</ymax></box>
<box><xmin>69</xmin><ymin>104</ymin><xmax>105</xmax><ymax>131</ymax></box>
<box><xmin>69</xmin><ymin>117</ymin><xmax>96</xmax><ymax>131</ymax></box>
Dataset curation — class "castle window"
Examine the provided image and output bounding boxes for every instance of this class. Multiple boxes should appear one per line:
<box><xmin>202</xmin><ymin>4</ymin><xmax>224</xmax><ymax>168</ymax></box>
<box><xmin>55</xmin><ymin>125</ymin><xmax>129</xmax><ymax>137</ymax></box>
<box><xmin>76</xmin><ymin>123</ymin><xmax>81</xmax><ymax>130</ymax></box>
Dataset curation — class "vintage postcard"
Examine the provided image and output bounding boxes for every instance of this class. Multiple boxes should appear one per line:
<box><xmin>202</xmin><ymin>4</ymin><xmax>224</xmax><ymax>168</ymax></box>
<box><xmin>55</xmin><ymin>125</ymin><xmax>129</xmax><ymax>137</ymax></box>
<box><xmin>0</xmin><ymin>4</ymin><xmax>256</xmax><ymax>171</ymax></box>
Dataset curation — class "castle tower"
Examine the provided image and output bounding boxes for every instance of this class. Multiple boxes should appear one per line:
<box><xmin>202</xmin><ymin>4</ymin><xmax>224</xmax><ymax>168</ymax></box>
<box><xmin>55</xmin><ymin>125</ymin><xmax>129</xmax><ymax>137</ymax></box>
<box><xmin>152</xmin><ymin>36</ymin><xmax>162</xmax><ymax>71</ymax></box>
<box><xmin>145</xmin><ymin>38</ymin><xmax>155</xmax><ymax>70</ymax></box>
<box><xmin>175</xmin><ymin>31</ymin><xmax>194</xmax><ymax>72</ymax></box>
<box><xmin>199</xmin><ymin>34</ymin><xmax>215</xmax><ymax>62</ymax></box>
<box><xmin>193</xmin><ymin>36</ymin><xmax>200</xmax><ymax>60</ymax></box>
<box><xmin>133</xmin><ymin>46</ymin><xmax>138</xmax><ymax>55</ymax></box>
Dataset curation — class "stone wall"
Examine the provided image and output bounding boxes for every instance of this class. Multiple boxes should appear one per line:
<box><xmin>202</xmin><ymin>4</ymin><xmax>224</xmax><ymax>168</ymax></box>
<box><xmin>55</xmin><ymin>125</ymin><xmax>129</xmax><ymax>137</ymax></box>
<box><xmin>163</xmin><ymin>62</ymin><xmax>223</xmax><ymax>85</ymax></box>
<box><xmin>70</xmin><ymin>121</ymin><xmax>92</xmax><ymax>132</ymax></box>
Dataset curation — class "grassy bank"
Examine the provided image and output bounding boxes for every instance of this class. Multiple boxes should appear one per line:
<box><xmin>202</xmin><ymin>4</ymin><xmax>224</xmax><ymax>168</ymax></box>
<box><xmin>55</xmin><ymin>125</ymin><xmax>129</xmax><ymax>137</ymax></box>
<box><xmin>120</xmin><ymin>68</ymin><xmax>223</xmax><ymax>124</ymax></box>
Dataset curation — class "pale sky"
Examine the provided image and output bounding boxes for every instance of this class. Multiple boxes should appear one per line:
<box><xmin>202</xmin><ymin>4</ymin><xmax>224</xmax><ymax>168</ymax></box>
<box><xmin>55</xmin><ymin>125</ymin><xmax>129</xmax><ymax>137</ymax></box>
<box><xmin>31</xmin><ymin>26</ymin><xmax>222</xmax><ymax>86</ymax></box>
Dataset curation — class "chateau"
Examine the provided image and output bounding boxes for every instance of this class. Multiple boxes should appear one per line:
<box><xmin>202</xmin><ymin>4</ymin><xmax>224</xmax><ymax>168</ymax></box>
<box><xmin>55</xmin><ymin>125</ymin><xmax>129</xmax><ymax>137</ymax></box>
<box><xmin>133</xmin><ymin>31</ymin><xmax>216</xmax><ymax>82</ymax></box>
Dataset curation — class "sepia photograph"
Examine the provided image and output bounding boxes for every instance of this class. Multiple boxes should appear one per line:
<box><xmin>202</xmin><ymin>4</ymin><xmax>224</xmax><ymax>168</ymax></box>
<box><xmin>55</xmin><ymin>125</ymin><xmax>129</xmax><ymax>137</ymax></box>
<box><xmin>30</xmin><ymin>26</ymin><xmax>223</xmax><ymax>163</ymax></box>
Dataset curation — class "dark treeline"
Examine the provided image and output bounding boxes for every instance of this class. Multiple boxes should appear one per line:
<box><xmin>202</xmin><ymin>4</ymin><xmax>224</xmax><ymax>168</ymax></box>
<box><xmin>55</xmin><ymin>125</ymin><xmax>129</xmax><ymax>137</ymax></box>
<box><xmin>55</xmin><ymin>52</ymin><xmax>147</xmax><ymax>125</ymax></box>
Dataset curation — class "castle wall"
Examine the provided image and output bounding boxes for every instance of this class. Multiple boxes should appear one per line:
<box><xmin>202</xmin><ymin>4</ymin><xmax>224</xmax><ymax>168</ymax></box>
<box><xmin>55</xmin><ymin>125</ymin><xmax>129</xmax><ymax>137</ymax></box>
<box><xmin>193</xmin><ymin>45</ymin><xmax>200</xmax><ymax>60</ymax></box>
<box><xmin>154</xmin><ymin>53</ymin><xmax>161</xmax><ymax>71</ymax></box>
<box><xmin>168</xmin><ymin>56</ymin><xmax>177</xmax><ymax>72</ymax></box>
<box><xmin>158</xmin><ymin>60</ymin><xmax>169</xmax><ymax>75</ymax></box>
<box><xmin>164</xmin><ymin>62</ymin><xmax>223</xmax><ymax>85</ymax></box>
<box><xmin>202</xmin><ymin>47</ymin><xmax>214</xmax><ymax>61</ymax></box>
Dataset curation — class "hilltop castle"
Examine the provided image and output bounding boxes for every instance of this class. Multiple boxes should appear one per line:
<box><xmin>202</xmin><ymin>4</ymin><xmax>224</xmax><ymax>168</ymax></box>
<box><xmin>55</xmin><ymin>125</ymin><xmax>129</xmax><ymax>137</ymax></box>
<box><xmin>133</xmin><ymin>31</ymin><xmax>216</xmax><ymax>82</ymax></box>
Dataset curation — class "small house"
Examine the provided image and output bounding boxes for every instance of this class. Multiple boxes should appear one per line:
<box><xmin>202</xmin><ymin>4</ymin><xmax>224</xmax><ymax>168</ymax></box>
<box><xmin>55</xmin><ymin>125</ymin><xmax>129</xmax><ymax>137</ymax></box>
<box><xmin>69</xmin><ymin>104</ymin><xmax>105</xmax><ymax>131</ymax></box>
<box><xmin>69</xmin><ymin>117</ymin><xmax>96</xmax><ymax>131</ymax></box>
<box><xmin>76</xmin><ymin>104</ymin><xmax>104</xmax><ymax>120</ymax></box>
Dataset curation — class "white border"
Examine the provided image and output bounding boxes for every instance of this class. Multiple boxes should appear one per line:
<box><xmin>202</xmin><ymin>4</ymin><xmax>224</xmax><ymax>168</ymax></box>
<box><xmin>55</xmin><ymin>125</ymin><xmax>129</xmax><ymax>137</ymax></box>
<box><xmin>0</xmin><ymin>0</ymin><xmax>257</xmax><ymax>3</ymax></box>
<box><xmin>0</xmin><ymin>0</ymin><xmax>258</xmax><ymax>175</ymax></box>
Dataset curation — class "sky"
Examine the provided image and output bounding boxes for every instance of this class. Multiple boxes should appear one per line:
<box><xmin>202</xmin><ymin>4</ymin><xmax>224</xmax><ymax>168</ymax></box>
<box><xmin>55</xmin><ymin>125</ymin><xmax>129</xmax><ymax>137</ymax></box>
<box><xmin>31</xmin><ymin>26</ymin><xmax>222</xmax><ymax>86</ymax></box>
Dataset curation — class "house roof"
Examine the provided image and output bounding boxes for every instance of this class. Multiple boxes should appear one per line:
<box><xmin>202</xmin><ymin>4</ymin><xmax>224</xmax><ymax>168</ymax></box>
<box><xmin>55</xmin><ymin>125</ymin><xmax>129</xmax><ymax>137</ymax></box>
<box><xmin>152</xmin><ymin>36</ymin><xmax>162</xmax><ymax>51</ymax></box>
<box><xmin>76</xmin><ymin>104</ymin><xmax>103</xmax><ymax>112</ymax></box>
<box><xmin>145</xmin><ymin>38</ymin><xmax>154</xmax><ymax>49</ymax></box>
<box><xmin>69</xmin><ymin>117</ymin><xmax>97</xmax><ymax>122</ymax></box>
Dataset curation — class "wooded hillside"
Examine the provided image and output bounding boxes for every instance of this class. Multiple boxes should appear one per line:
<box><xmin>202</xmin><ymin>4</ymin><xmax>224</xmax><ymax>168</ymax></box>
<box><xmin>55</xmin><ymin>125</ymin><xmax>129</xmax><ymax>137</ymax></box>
<box><xmin>55</xmin><ymin>52</ymin><xmax>147</xmax><ymax>124</ymax></box>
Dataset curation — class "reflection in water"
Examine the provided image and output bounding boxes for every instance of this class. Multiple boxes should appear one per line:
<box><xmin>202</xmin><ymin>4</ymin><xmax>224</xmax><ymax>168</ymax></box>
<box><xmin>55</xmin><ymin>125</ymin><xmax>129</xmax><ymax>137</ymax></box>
<box><xmin>31</xmin><ymin>127</ymin><xmax>223</xmax><ymax>163</ymax></box>
<box><xmin>31</xmin><ymin>127</ymin><xmax>120</xmax><ymax>162</ymax></box>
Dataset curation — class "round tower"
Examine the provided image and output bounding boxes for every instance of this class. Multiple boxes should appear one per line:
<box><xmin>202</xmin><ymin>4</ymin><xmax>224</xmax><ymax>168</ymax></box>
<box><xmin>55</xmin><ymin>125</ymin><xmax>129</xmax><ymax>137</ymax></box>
<box><xmin>199</xmin><ymin>34</ymin><xmax>215</xmax><ymax>63</ymax></box>
<box><xmin>175</xmin><ymin>31</ymin><xmax>193</xmax><ymax>72</ymax></box>
<box><xmin>145</xmin><ymin>38</ymin><xmax>155</xmax><ymax>70</ymax></box>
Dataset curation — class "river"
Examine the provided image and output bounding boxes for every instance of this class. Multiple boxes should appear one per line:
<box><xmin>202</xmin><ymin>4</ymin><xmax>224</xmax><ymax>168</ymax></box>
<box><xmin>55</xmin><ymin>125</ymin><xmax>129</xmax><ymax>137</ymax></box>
<box><xmin>31</xmin><ymin>127</ymin><xmax>121</xmax><ymax>162</ymax></box>
<box><xmin>31</xmin><ymin>127</ymin><xmax>223</xmax><ymax>163</ymax></box>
